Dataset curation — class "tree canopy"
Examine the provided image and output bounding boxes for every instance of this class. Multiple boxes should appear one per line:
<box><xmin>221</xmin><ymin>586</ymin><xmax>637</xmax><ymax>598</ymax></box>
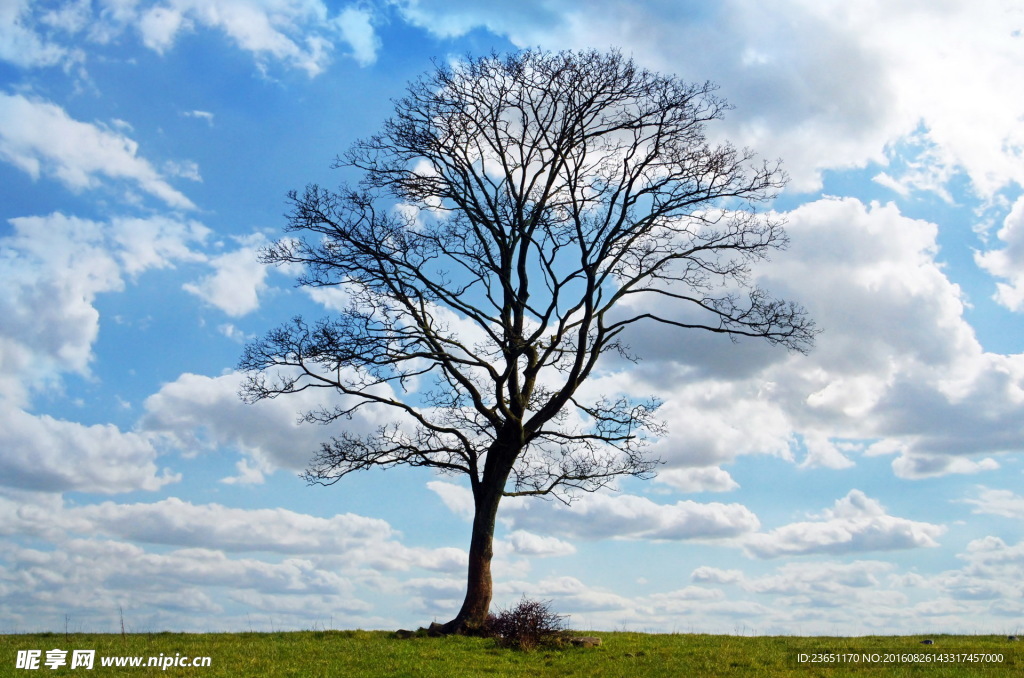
<box><xmin>239</xmin><ymin>48</ymin><xmax>815</xmax><ymax>632</ymax></box>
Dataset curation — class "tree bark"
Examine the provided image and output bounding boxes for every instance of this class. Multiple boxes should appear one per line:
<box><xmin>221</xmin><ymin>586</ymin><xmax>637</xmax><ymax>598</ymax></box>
<box><xmin>442</xmin><ymin>486</ymin><xmax>502</xmax><ymax>634</ymax></box>
<box><xmin>442</xmin><ymin>438</ymin><xmax>518</xmax><ymax>634</ymax></box>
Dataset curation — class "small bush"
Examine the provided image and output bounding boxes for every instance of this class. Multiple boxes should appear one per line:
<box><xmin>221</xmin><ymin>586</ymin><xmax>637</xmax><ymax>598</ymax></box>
<box><xmin>485</xmin><ymin>597</ymin><xmax>567</xmax><ymax>651</ymax></box>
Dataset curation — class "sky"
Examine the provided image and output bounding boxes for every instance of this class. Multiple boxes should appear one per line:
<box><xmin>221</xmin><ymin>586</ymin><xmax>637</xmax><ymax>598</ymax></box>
<box><xmin>2</xmin><ymin>0</ymin><xmax>1024</xmax><ymax>636</ymax></box>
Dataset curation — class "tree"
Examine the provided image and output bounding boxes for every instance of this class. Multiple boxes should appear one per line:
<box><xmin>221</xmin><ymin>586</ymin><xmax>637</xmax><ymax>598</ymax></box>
<box><xmin>239</xmin><ymin>49</ymin><xmax>816</xmax><ymax>634</ymax></box>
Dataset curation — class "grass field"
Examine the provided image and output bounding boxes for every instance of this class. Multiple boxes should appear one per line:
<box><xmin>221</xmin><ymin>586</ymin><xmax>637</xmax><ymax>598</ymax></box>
<box><xmin>3</xmin><ymin>630</ymin><xmax>1021</xmax><ymax>677</ymax></box>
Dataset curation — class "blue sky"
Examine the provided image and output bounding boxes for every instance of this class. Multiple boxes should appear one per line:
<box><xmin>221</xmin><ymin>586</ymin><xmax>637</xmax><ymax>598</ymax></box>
<box><xmin>2</xmin><ymin>0</ymin><xmax>1024</xmax><ymax>635</ymax></box>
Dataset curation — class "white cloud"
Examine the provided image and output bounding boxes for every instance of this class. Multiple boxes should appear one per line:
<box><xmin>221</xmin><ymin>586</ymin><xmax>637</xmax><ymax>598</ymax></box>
<box><xmin>39</xmin><ymin>0</ymin><xmax>93</xmax><ymax>34</ymax></box>
<box><xmin>743</xmin><ymin>560</ymin><xmax>894</xmax><ymax>596</ymax></box>
<box><xmin>765</xmin><ymin>198</ymin><xmax>976</xmax><ymax>378</ymax></box>
<box><xmin>614</xmin><ymin>196</ymin><xmax>1024</xmax><ymax>479</ymax></box>
<box><xmin>960</xmin><ymin>487</ymin><xmax>1024</xmax><ymax>518</ymax></box>
<box><xmin>503</xmin><ymin>530</ymin><xmax>576</xmax><ymax>557</ymax></box>
<box><xmin>656</xmin><ymin>467</ymin><xmax>740</xmax><ymax>493</ymax></box>
<box><xmin>397</xmin><ymin>0</ymin><xmax>1024</xmax><ymax>198</ymax></box>
<box><xmin>161</xmin><ymin>0</ymin><xmax>329</xmax><ymax>75</ymax></box>
<box><xmin>744</xmin><ymin>490</ymin><xmax>946</xmax><ymax>558</ymax></box>
<box><xmin>220</xmin><ymin>458</ymin><xmax>268</xmax><ymax>485</ymax></box>
<box><xmin>217</xmin><ymin>323</ymin><xmax>254</xmax><ymax>343</ymax></box>
<box><xmin>921</xmin><ymin>537</ymin><xmax>1024</xmax><ymax>604</ymax></box>
<box><xmin>976</xmin><ymin>195</ymin><xmax>1024</xmax><ymax>312</ymax></box>
<box><xmin>644</xmin><ymin>586</ymin><xmax>729</xmax><ymax>619</ymax></box>
<box><xmin>631</xmin><ymin>376</ymin><xmax>796</xmax><ymax>472</ymax></box>
<box><xmin>3</xmin><ymin>0</ymin><xmax>381</xmax><ymax>76</ymax></box>
<box><xmin>0</xmin><ymin>491</ymin><xmax>471</xmax><ymax>630</ymax></box>
<box><xmin>497</xmin><ymin>575</ymin><xmax>636</xmax><ymax>615</ymax></box>
<box><xmin>890</xmin><ymin>453</ymin><xmax>1000</xmax><ymax>480</ymax></box>
<box><xmin>0</xmin><ymin>211</ymin><xmax>208</xmax><ymax>494</ymax></box>
<box><xmin>0</xmin><ymin>93</ymin><xmax>195</xmax><ymax>209</ymax></box>
<box><xmin>78</xmin><ymin>497</ymin><xmax>397</xmax><ymax>554</ymax></box>
<box><xmin>110</xmin><ymin>215</ymin><xmax>210</xmax><ymax>275</ymax></box>
<box><xmin>871</xmin><ymin>130</ymin><xmax>958</xmax><ymax>203</ymax></box>
<box><xmin>0</xmin><ymin>0</ymin><xmax>75</xmax><ymax>67</ymax></box>
<box><xmin>72</xmin><ymin>495</ymin><xmax>466</xmax><ymax>573</ymax></box>
<box><xmin>0</xmin><ymin>212</ymin><xmax>207</xmax><ymax>404</ymax></box>
<box><xmin>691</xmin><ymin>566</ymin><xmax>744</xmax><ymax>586</ymax></box>
<box><xmin>182</xmin><ymin>234</ymin><xmax>269</xmax><ymax>316</ymax></box>
<box><xmin>960</xmin><ymin>536</ymin><xmax>1024</xmax><ymax>575</ymax></box>
<box><xmin>163</xmin><ymin>159</ymin><xmax>202</xmax><ymax>182</ymax></box>
<box><xmin>0</xmin><ymin>216</ymin><xmax>121</xmax><ymax>402</ymax></box>
<box><xmin>138</xmin><ymin>4</ymin><xmax>188</xmax><ymax>52</ymax></box>
<box><xmin>139</xmin><ymin>370</ymin><xmax>390</xmax><ymax>474</ymax></box>
<box><xmin>183</xmin><ymin>109</ymin><xmax>215</xmax><ymax>125</ymax></box>
<box><xmin>428</xmin><ymin>481</ymin><xmax>760</xmax><ymax>541</ymax></box>
<box><xmin>305</xmin><ymin>285</ymin><xmax>353</xmax><ymax>312</ymax></box>
<box><xmin>799</xmin><ymin>433</ymin><xmax>856</xmax><ymax>470</ymax></box>
<box><xmin>335</xmin><ymin>6</ymin><xmax>379</xmax><ymax>66</ymax></box>
<box><xmin>1</xmin><ymin>539</ymin><xmax>368</xmax><ymax>623</ymax></box>
<box><xmin>0</xmin><ymin>408</ymin><xmax>179</xmax><ymax>494</ymax></box>
<box><xmin>426</xmin><ymin>480</ymin><xmax>475</xmax><ymax>520</ymax></box>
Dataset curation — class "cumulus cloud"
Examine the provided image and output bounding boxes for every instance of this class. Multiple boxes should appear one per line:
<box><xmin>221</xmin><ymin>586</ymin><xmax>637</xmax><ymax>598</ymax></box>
<box><xmin>0</xmin><ymin>211</ymin><xmax>213</xmax><ymax>496</ymax></box>
<box><xmin>743</xmin><ymin>560</ymin><xmax>895</xmax><ymax>596</ymax></box>
<box><xmin>959</xmin><ymin>536</ymin><xmax>1024</xmax><ymax>577</ymax></box>
<box><xmin>960</xmin><ymin>487</ymin><xmax>1024</xmax><ymax>518</ymax></box>
<box><xmin>1</xmin><ymin>216</ymin><xmax>120</xmax><ymax>402</ymax></box>
<box><xmin>976</xmin><ymin>195</ymin><xmax>1024</xmax><ymax>312</ymax></box>
<box><xmin>426</xmin><ymin>480</ymin><xmax>475</xmax><ymax>520</ymax></box>
<box><xmin>3</xmin><ymin>0</ymin><xmax>381</xmax><ymax>76</ymax></box>
<box><xmin>144</xmin><ymin>0</ymin><xmax>334</xmax><ymax>75</ymax></box>
<box><xmin>0</xmin><ymin>409</ymin><xmax>179</xmax><ymax>494</ymax></box>
<box><xmin>396</xmin><ymin>0</ymin><xmax>1024</xmax><ymax>197</ymax></box>
<box><xmin>182</xmin><ymin>234</ymin><xmax>270</xmax><ymax>316</ymax></box>
<box><xmin>427</xmin><ymin>481</ymin><xmax>760</xmax><ymax>541</ymax></box>
<box><xmin>799</xmin><ymin>433</ymin><xmax>856</xmax><ymax>470</ymax></box>
<box><xmin>0</xmin><ymin>93</ymin><xmax>195</xmax><ymax>209</ymax></box>
<box><xmin>656</xmin><ymin>467</ymin><xmax>740</xmax><ymax>493</ymax></box>
<box><xmin>618</xmin><ymin>196</ymin><xmax>1024</xmax><ymax>480</ymax></box>
<box><xmin>765</xmin><ymin>198</ymin><xmax>976</xmax><ymax>378</ymax></box>
<box><xmin>1</xmin><ymin>539</ymin><xmax>369</xmax><ymax>627</ymax></box>
<box><xmin>77</xmin><ymin>497</ymin><xmax>392</xmax><ymax>554</ymax></box>
<box><xmin>139</xmin><ymin>370</ymin><xmax>390</xmax><ymax>475</ymax></box>
<box><xmin>647</xmin><ymin>586</ymin><xmax>726</xmax><ymax>610</ymax></box>
<box><xmin>919</xmin><ymin>537</ymin><xmax>1024</xmax><ymax>605</ymax></box>
<box><xmin>0</xmin><ymin>212</ymin><xmax>207</xmax><ymax>404</ymax></box>
<box><xmin>731</xmin><ymin>560</ymin><xmax>913</xmax><ymax>618</ymax></box>
<box><xmin>70</xmin><ymin>497</ymin><xmax>466</xmax><ymax>574</ymax></box>
<box><xmin>691</xmin><ymin>566</ymin><xmax>744</xmax><ymax>586</ymax></box>
<box><xmin>744</xmin><ymin>490</ymin><xmax>946</xmax><ymax>558</ymax></box>
<box><xmin>503</xmin><ymin>530</ymin><xmax>576</xmax><ymax>557</ymax></box>
<box><xmin>497</xmin><ymin>575</ymin><xmax>637</xmax><ymax>614</ymax></box>
<box><xmin>0</xmin><ymin>490</ymin><xmax>469</xmax><ymax>630</ymax></box>
<box><xmin>540</xmin><ymin>541</ymin><xmax>1024</xmax><ymax>633</ymax></box>
<box><xmin>888</xmin><ymin>451</ymin><xmax>1000</xmax><ymax>480</ymax></box>
<box><xmin>769</xmin><ymin>199</ymin><xmax>1024</xmax><ymax>467</ymax></box>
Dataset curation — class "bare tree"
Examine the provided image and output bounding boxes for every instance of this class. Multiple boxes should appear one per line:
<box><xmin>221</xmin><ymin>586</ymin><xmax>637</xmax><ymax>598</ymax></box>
<box><xmin>239</xmin><ymin>49</ymin><xmax>816</xmax><ymax>634</ymax></box>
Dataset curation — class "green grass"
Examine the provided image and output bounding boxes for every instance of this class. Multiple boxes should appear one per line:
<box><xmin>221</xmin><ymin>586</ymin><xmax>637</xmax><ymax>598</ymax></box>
<box><xmin>2</xmin><ymin>631</ymin><xmax>1021</xmax><ymax>677</ymax></box>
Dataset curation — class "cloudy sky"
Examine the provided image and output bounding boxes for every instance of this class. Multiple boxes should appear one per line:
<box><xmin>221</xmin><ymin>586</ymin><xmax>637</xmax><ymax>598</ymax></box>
<box><xmin>2</xmin><ymin>0</ymin><xmax>1024</xmax><ymax>636</ymax></box>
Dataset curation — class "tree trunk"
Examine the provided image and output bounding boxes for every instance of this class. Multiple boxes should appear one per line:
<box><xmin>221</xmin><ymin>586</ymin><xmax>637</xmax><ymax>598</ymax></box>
<box><xmin>442</xmin><ymin>472</ymin><xmax>506</xmax><ymax>634</ymax></box>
